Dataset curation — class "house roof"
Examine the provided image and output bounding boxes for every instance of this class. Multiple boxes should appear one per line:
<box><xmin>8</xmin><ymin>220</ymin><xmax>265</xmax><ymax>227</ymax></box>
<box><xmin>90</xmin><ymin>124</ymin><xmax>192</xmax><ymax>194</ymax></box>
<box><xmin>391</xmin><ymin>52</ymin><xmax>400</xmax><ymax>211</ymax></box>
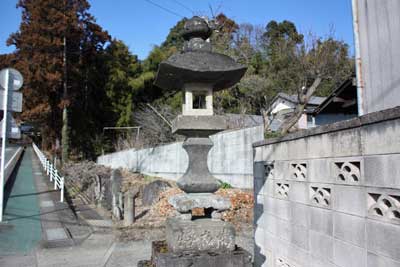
<box><xmin>312</xmin><ymin>77</ymin><xmax>358</xmax><ymax>115</ymax></box>
<box><xmin>266</xmin><ymin>92</ymin><xmax>326</xmax><ymax>114</ymax></box>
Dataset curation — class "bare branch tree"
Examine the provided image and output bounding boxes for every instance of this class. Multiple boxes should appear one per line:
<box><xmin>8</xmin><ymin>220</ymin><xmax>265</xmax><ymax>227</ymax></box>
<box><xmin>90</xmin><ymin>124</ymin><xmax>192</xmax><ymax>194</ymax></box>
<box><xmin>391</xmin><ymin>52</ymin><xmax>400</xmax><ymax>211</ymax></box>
<box><xmin>133</xmin><ymin>104</ymin><xmax>179</xmax><ymax>147</ymax></box>
<box><xmin>279</xmin><ymin>31</ymin><xmax>347</xmax><ymax>135</ymax></box>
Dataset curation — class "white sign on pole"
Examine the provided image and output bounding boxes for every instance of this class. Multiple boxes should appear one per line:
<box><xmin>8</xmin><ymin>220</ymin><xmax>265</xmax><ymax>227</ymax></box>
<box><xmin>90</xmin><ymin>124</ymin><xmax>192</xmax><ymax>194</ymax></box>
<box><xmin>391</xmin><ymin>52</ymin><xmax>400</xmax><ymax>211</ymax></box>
<box><xmin>0</xmin><ymin>68</ymin><xmax>23</xmax><ymax>222</ymax></box>
<box><xmin>0</xmin><ymin>68</ymin><xmax>23</xmax><ymax>91</ymax></box>
<box><xmin>0</xmin><ymin>114</ymin><xmax>21</xmax><ymax>139</ymax></box>
<box><xmin>0</xmin><ymin>90</ymin><xmax>23</xmax><ymax>112</ymax></box>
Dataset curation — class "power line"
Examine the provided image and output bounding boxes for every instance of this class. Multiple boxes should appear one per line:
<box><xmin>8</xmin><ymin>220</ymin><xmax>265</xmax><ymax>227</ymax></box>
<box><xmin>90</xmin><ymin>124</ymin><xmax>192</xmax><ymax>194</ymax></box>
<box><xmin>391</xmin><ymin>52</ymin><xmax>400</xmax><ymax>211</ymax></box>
<box><xmin>168</xmin><ymin>0</ymin><xmax>194</xmax><ymax>14</ymax></box>
<box><xmin>143</xmin><ymin>0</ymin><xmax>184</xmax><ymax>18</ymax></box>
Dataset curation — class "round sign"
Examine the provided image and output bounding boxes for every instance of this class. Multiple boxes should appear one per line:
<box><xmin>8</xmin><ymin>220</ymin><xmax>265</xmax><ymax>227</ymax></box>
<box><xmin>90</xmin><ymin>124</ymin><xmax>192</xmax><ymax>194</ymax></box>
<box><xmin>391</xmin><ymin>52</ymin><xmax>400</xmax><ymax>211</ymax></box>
<box><xmin>0</xmin><ymin>68</ymin><xmax>24</xmax><ymax>91</ymax></box>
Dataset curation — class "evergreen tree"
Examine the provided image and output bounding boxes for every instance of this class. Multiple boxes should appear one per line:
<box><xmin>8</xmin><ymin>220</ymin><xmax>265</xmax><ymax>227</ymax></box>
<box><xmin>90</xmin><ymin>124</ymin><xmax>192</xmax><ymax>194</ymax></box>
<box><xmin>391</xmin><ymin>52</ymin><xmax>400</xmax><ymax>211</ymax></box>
<box><xmin>7</xmin><ymin>0</ymin><xmax>109</xmax><ymax>159</ymax></box>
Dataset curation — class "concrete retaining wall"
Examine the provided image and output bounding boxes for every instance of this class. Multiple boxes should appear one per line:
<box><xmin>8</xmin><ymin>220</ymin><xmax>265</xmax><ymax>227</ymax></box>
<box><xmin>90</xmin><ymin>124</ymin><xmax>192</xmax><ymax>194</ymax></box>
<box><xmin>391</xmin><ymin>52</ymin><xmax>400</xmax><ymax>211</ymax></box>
<box><xmin>97</xmin><ymin>125</ymin><xmax>264</xmax><ymax>189</ymax></box>
<box><xmin>253</xmin><ymin>106</ymin><xmax>400</xmax><ymax>267</ymax></box>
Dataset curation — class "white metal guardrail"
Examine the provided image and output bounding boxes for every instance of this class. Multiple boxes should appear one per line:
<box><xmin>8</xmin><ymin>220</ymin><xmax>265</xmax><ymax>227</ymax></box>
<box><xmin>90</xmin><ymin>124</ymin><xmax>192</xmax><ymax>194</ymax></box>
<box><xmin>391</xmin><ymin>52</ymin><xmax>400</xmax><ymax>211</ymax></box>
<box><xmin>32</xmin><ymin>143</ymin><xmax>64</xmax><ymax>202</ymax></box>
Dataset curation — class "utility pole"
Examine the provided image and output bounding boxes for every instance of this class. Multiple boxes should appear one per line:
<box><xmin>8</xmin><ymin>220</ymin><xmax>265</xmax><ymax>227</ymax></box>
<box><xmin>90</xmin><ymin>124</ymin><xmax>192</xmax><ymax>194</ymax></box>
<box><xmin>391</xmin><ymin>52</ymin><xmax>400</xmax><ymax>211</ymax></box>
<box><xmin>61</xmin><ymin>36</ymin><xmax>69</xmax><ymax>163</ymax></box>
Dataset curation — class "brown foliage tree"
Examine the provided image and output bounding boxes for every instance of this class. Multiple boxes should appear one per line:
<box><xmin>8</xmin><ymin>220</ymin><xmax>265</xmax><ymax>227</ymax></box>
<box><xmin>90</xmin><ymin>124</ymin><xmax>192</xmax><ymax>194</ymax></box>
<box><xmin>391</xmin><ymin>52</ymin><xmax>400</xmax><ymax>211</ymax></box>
<box><xmin>6</xmin><ymin>0</ymin><xmax>109</xmax><ymax>155</ymax></box>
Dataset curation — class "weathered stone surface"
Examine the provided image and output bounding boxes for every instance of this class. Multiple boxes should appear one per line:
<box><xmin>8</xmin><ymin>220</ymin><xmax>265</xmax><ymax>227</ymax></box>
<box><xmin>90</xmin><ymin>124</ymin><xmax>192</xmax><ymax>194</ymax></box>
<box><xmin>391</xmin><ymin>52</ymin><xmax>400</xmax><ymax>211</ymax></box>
<box><xmin>142</xmin><ymin>180</ymin><xmax>171</xmax><ymax>206</ymax></box>
<box><xmin>110</xmin><ymin>169</ymin><xmax>122</xmax><ymax>195</ymax></box>
<box><xmin>154</xmin><ymin>51</ymin><xmax>247</xmax><ymax>92</ymax></box>
<box><xmin>154</xmin><ymin>16</ymin><xmax>246</xmax><ymax>92</ymax></box>
<box><xmin>169</xmin><ymin>193</ymin><xmax>231</xmax><ymax>213</ymax></box>
<box><xmin>138</xmin><ymin>240</ymin><xmax>252</xmax><ymax>267</ymax></box>
<box><xmin>124</xmin><ymin>191</ymin><xmax>136</xmax><ymax>226</ymax></box>
<box><xmin>181</xmin><ymin>16</ymin><xmax>212</xmax><ymax>41</ymax></box>
<box><xmin>166</xmin><ymin>218</ymin><xmax>235</xmax><ymax>253</ymax></box>
<box><xmin>177</xmin><ymin>137</ymin><xmax>220</xmax><ymax>193</ymax></box>
<box><xmin>171</xmin><ymin>115</ymin><xmax>227</xmax><ymax>136</ymax></box>
<box><xmin>154</xmin><ymin>248</ymin><xmax>252</xmax><ymax>267</ymax></box>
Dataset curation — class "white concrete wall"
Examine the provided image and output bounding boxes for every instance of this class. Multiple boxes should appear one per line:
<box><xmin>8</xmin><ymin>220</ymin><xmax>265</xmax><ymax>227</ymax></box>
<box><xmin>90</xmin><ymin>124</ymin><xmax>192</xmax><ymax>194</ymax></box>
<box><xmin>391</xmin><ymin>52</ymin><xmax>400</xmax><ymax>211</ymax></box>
<box><xmin>356</xmin><ymin>0</ymin><xmax>400</xmax><ymax>114</ymax></box>
<box><xmin>97</xmin><ymin>125</ymin><xmax>264</xmax><ymax>189</ymax></box>
<box><xmin>253</xmin><ymin>107</ymin><xmax>400</xmax><ymax>267</ymax></box>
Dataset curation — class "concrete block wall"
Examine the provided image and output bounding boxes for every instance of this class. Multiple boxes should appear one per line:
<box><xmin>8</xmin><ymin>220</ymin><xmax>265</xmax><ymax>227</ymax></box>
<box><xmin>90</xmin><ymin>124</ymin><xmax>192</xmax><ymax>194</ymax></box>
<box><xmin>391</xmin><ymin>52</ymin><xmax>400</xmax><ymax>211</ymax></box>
<box><xmin>253</xmin><ymin>107</ymin><xmax>400</xmax><ymax>267</ymax></box>
<box><xmin>97</xmin><ymin>125</ymin><xmax>263</xmax><ymax>189</ymax></box>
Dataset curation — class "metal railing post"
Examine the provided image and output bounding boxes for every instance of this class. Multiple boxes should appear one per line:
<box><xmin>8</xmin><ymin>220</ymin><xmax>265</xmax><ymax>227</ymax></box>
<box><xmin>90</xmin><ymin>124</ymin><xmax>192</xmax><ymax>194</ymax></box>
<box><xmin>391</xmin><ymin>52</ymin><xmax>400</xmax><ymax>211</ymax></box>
<box><xmin>49</xmin><ymin>163</ymin><xmax>53</xmax><ymax>182</ymax></box>
<box><xmin>46</xmin><ymin>160</ymin><xmax>49</xmax><ymax>175</ymax></box>
<box><xmin>54</xmin><ymin>169</ymin><xmax>58</xmax><ymax>190</ymax></box>
<box><xmin>60</xmin><ymin>178</ymin><xmax>64</xmax><ymax>202</ymax></box>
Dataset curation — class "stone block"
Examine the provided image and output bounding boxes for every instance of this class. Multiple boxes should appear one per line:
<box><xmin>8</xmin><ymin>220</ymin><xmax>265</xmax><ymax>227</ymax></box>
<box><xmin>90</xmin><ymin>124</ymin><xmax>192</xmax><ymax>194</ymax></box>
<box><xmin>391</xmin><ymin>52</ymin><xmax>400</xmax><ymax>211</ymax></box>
<box><xmin>334</xmin><ymin>212</ymin><xmax>366</xmax><ymax>247</ymax></box>
<box><xmin>305</xmin><ymin>134</ymin><xmax>334</xmax><ymax>158</ymax></box>
<box><xmin>263</xmin><ymin>196</ymin><xmax>274</xmax><ymax>216</ymax></box>
<box><xmin>364</xmin><ymin>154</ymin><xmax>400</xmax><ymax>189</ymax></box>
<box><xmin>333</xmin><ymin>185</ymin><xmax>366</xmax><ymax>217</ymax></box>
<box><xmin>310</xmin><ymin>256</ymin><xmax>337</xmax><ymax>267</ymax></box>
<box><xmin>151</xmin><ymin>242</ymin><xmax>252</xmax><ymax>267</ymax></box>
<box><xmin>286</xmin><ymin>138</ymin><xmax>308</xmax><ymax>160</ymax></box>
<box><xmin>330</xmin><ymin>128</ymin><xmax>362</xmax><ymax>157</ymax></box>
<box><xmin>263</xmin><ymin>230</ymin><xmax>276</xmax><ymax>252</ymax></box>
<box><xmin>171</xmin><ymin>115</ymin><xmax>227</xmax><ymax>136</ymax></box>
<box><xmin>272</xmin><ymin>198</ymin><xmax>291</xmax><ymax>221</ymax></box>
<box><xmin>263</xmin><ymin>178</ymin><xmax>274</xmax><ymax>197</ymax></box>
<box><xmin>142</xmin><ymin>180</ymin><xmax>171</xmax><ymax>206</ymax></box>
<box><xmin>271</xmin><ymin>236</ymin><xmax>310</xmax><ymax>267</ymax></box>
<box><xmin>168</xmin><ymin>193</ymin><xmax>231</xmax><ymax>213</ymax></box>
<box><xmin>362</xmin><ymin>119</ymin><xmax>400</xmax><ymax>156</ymax></box>
<box><xmin>308</xmin><ymin>159</ymin><xmax>332</xmax><ymax>184</ymax></box>
<box><xmin>288</xmin><ymin>181</ymin><xmax>308</xmax><ymax>204</ymax></box>
<box><xmin>367</xmin><ymin>252</ymin><xmax>400</xmax><ymax>267</ymax></box>
<box><xmin>309</xmin><ymin>230</ymin><xmax>333</xmax><ymax>262</ymax></box>
<box><xmin>262</xmin><ymin>142</ymin><xmax>288</xmax><ymax>162</ymax></box>
<box><xmin>366</xmin><ymin>219</ymin><xmax>400</xmax><ymax>261</ymax></box>
<box><xmin>272</xmin><ymin>161</ymin><xmax>286</xmax><ymax>180</ymax></box>
<box><xmin>263</xmin><ymin>214</ymin><xmax>277</xmax><ymax>236</ymax></box>
<box><xmin>290</xmin><ymin>202</ymin><xmax>309</xmax><ymax>227</ymax></box>
<box><xmin>290</xmin><ymin>224</ymin><xmax>309</xmax><ymax>250</ymax></box>
<box><xmin>166</xmin><ymin>218</ymin><xmax>235</xmax><ymax>253</ymax></box>
<box><xmin>275</xmin><ymin>217</ymin><xmax>291</xmax><ymax>242</ymax></box>
<box><xmin>333</xmin><ymin>239</ymin><xmax>366</xmax><ymax>267</ymax></box>
<box><xmin>309</xmin><ymin>206</ymin><xmax>333</xmax><ymax>236</ymax></box>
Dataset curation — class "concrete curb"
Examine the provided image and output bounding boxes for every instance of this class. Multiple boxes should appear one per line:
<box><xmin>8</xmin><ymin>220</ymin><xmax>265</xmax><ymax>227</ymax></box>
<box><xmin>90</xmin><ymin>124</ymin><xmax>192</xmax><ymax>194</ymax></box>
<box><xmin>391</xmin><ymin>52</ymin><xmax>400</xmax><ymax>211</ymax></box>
<box><xmin>4</xmin><ymin>146</ymin><xmax>24</xmax><ymax>185</ymax></box>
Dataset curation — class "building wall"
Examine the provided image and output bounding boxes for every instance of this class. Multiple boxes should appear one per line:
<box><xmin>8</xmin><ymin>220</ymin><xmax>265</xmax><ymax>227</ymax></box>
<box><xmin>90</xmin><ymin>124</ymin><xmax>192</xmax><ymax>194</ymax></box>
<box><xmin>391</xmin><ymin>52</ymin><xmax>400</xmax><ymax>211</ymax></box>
<box><xmin>97</xmin><ymin>125</ymin><xmax>264</xmax><ymax>189</ymax></box>
<box><xmin>314</xmin><ymin>113</ymin><xmax>358</xmax><ymax>127</ymax></box>
<box><xmin>253</xmin><ymin>107</ymin><xmax>400</xmax><ymax>267</ymax></box>
<box><xmin>357</xmin><ymin>0</ymin><xmax>400</xmax><ymax>113</ymax></box>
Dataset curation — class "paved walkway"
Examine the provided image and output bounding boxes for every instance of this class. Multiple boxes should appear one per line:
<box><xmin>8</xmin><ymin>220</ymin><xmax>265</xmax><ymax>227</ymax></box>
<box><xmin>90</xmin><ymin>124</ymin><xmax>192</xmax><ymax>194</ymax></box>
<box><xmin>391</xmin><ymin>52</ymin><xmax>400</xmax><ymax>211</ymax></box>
<box><xmin>0</xmin><ymin>146</ymin><xmax>152</xmax><ymax>266</ymax></box>
<box><xmin>0</xmin><ymin>147</ymin><xmax>42</xmax><ymax>255</ymax></box>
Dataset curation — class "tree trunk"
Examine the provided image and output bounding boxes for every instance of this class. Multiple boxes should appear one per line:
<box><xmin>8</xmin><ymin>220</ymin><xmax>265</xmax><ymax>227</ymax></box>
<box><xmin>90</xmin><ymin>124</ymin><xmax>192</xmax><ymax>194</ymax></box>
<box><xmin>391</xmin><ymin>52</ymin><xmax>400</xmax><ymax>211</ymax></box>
<box><xmin>279</xmin><ymin>76</ymin><xmax>322</xmax><ymax>135</ymax></box>
<box><xmin>280</xmin><ymin>103</ymin><xmax>306</xmax><ymax>135</ymax></box>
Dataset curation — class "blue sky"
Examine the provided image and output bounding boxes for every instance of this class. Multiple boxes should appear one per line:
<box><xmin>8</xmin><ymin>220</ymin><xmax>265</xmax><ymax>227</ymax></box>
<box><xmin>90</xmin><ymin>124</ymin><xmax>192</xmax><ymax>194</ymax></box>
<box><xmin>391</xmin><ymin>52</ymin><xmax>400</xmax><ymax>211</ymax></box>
<box><xmin>0</xmin><ymin>0</ymin><xmax>355</xmax><ymax>59</ymax></box>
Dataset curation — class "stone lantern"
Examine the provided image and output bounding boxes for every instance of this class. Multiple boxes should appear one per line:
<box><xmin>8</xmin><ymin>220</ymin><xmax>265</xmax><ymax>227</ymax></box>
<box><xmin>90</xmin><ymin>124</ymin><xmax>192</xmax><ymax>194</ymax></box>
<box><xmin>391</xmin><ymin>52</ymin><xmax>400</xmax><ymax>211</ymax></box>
<box><xmin>139</xmin><ymin>16</ymin><xmax>251</xmax><ymax>267</ymax></box>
